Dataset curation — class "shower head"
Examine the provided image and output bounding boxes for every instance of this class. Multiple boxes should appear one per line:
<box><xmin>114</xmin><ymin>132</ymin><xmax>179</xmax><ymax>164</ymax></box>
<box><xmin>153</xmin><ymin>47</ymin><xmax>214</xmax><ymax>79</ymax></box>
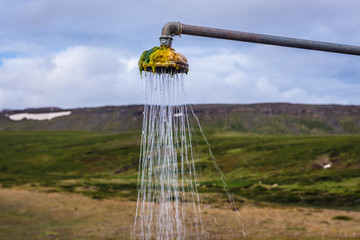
<box><xmin>138</xmin><ymin>46</ymin><xmax>189</xmax><ymax>75</ymax></box>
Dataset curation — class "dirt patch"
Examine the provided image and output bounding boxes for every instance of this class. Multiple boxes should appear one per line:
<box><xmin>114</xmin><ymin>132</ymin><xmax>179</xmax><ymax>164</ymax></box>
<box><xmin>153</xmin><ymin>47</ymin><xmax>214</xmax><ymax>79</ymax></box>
<box><xmin>0</xmin><ymin>188</ymin><xmax>132</xmax><ymax>240</ymax></box>
<box><xmin>0</xmin><ymin>188</ymin><xmax>359</xmax><ymax>239</ymax></box>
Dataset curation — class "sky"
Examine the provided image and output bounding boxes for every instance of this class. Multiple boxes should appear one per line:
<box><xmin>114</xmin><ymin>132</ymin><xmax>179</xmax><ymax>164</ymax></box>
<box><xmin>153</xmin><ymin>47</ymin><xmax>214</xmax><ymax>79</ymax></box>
<box><xmin>0</xmin><ymin>0</ymin><xmax>359</xmax><ymax>110</ymax></box>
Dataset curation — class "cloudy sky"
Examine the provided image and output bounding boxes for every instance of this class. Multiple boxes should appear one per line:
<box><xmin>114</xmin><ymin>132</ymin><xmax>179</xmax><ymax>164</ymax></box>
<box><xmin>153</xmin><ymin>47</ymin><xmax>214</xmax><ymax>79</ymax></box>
<box><xmin>0</xmin><ymin>0</ymin><xmax>359</xmax><ymax>110</ymax></box>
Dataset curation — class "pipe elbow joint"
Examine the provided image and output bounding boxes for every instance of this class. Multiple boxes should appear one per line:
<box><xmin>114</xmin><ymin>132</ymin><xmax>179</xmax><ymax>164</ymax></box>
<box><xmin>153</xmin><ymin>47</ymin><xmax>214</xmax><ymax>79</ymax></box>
<box><xmin>161</xmin><ymin>22</ymin><xmax>182</xmax><ymax>36</ymax></box>
<box><xmin>160</xmin><ymin>22</ymin><xmax>182</xmax><ymax>47</ymax></box>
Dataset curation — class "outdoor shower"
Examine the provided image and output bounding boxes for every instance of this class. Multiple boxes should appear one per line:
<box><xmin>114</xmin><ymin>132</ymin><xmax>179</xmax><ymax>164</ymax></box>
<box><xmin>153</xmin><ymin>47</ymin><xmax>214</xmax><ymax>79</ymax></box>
<box><xmin>134</xmin><ymin>22</ymin><xmax>360</xmax><ymax>240</ymax></box>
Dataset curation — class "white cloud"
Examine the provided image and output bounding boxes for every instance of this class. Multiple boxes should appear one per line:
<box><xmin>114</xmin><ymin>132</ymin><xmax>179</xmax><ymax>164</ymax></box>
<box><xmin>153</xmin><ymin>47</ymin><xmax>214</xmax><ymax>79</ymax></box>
<box><xmin>0</xmin><ymin>46</ymin><xmax>141</xmax><ymax>109</ymax></box>
<box><xmin>184</xmin><ymin>49</ymin><xmax>360</xmax><ymax>105</ymax></box>
<box><xmin>0</xmin><ymin>45</ymin><xmax>359</xmax><ymax>110</ymax></box>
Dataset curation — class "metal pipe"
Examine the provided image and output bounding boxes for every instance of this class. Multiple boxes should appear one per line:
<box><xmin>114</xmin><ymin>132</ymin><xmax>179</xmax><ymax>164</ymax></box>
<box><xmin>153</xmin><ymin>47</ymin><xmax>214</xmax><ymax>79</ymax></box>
<box><xmin>160</xmin><ymin>22</ymin><xmax>360</xmax><ymax>56</ymax></box>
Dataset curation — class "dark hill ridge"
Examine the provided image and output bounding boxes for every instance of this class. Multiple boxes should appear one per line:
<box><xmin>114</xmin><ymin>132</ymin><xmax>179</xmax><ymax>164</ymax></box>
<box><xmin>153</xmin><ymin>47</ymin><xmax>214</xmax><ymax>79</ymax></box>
<box><xmin>1</xmin><ymin>103</ymin><xmax>359</xmax><ymax>134</ymax></box>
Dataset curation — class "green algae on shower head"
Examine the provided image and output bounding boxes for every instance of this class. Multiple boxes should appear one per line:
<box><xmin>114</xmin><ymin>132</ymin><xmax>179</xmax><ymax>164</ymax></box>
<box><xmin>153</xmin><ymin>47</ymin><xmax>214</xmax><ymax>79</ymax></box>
<box><xmin>138</xmin><ymin>46</ymin><xmax>189</xmax><ymax>75</ymax></box>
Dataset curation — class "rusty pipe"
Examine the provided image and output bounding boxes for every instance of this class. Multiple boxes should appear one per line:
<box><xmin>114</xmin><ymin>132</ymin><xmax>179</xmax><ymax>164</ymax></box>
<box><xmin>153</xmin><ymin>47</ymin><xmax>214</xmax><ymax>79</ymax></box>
<box><xmin>159</xmin><ymin>22</ymin><xmax>360</xmax><ymax>56</ymax></box>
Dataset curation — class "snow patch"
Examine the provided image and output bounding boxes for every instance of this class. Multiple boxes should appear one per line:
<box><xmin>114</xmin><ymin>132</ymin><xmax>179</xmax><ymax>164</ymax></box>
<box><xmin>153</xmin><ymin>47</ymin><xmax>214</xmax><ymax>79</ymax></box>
<box><xmin>323</xmin><ymin>163</ymin><xmax>332</xmax><ymax>169</ymax></box>
<box><xmin>8</xmin><ymin>111</ymin><xmax>71</xmax><ymax>121</ymax></box>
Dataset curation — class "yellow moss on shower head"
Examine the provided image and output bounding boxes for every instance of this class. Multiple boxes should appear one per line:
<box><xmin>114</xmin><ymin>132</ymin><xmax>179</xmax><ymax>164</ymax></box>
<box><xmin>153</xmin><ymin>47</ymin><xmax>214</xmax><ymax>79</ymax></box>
<box><xmin>138</xmin><ymin>46</ymin><xmax>189</xmax><ymax>75</ymax></box>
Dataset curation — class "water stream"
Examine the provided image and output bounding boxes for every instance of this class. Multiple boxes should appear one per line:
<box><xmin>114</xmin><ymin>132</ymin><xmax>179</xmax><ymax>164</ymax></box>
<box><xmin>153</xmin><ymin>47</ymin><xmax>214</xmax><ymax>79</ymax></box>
<box><xmin>132</xmin><ymin>70</ymin><xmax>245</xmax><ymax>239</ymax></box>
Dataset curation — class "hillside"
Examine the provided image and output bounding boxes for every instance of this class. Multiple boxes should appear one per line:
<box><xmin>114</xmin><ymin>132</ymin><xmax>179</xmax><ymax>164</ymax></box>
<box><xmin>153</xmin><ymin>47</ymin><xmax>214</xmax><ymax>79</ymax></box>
<box><xmin>1</xmin><ymin>103</ymin><xmax>360</xmax><ymax>134</ymax></box>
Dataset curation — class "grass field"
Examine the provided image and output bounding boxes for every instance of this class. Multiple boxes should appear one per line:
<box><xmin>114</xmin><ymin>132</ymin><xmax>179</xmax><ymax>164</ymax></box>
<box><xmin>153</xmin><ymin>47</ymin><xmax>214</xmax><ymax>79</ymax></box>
<box><xmin>1</xmin><ymin>131</ymin><xmax>359</xmax><ymax>210</ymax></box>
<box><xmin>0</xmin><ymin>130</ymin><xmax>360</xmax><ymax>239</ymax></box>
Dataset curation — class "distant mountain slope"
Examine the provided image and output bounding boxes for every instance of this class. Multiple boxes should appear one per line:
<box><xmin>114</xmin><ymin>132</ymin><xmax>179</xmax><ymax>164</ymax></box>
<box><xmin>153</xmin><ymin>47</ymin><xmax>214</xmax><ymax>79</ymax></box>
<box><xmin>1</xmin><ymin>103</ymin><xmax>359</xmax><ymax>134</ymax></box>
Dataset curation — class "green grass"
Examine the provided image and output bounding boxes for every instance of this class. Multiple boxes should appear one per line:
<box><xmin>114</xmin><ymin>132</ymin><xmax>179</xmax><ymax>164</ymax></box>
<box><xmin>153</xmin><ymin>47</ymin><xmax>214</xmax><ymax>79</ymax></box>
<box><xmin>0</xmin><ymin>130</ymin><xmax>359</xmax><ymax>210</ymax></box>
